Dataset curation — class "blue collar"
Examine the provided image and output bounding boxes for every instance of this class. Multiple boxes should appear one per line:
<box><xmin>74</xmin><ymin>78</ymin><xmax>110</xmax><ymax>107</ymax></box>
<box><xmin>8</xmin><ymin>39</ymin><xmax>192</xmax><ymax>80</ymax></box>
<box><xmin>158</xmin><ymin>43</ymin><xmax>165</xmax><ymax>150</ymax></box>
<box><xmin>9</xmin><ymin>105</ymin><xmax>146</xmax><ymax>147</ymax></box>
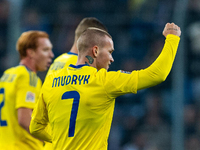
<box><xmin>67</xmin><ymin>52</ymin><xmax>78</xmax><ymax>56</ymax></box>
<box><xmin>69</xmin><ymin>64</ymin><xmax>89</xmax><ymax>68</ymax></box>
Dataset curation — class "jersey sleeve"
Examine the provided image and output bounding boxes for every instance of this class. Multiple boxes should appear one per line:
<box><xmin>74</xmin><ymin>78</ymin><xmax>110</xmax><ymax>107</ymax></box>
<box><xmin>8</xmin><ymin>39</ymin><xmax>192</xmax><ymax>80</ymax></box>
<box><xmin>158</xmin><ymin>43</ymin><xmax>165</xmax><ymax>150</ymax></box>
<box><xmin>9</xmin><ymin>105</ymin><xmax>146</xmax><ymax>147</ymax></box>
<box><xmin>102</xmin><ymin>34</ymin><xmax>180</xmax><ymax>98</ymax></box>
<box><xmin>137</xmin><ymin>34</ymin><xmax>180</xmax><ymax>90</ymax></box>
<box><xmin>100</xmin><ymin>69</ymin><xmax>139</xmax><ymax>98</ymax></box>
<box><xmin>30</xmin><ymin>92</ymin><xmax>52</xmax><ymax>142</ymax></box>
<box><xmin>15</xmin><ymin>69</ymin><xmax>41</xmax><ymax>109</ymax></box>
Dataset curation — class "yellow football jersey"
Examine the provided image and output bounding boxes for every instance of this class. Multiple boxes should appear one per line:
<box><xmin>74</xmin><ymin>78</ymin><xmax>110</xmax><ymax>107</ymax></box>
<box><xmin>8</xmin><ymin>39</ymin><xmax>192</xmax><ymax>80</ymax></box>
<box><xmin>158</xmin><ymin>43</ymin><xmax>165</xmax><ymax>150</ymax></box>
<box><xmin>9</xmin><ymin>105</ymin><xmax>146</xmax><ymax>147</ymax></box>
<box><xmin>47</xmin><ymin>52</ymin><xmax>78</xmax><ymax>76</ymax></box>
<box><xmin>0</xmin><ymin>65</ymin><xmax>44</xmax><ymax>150</ymax></box>
<box><xmin>32</xmin><ymin>64</ymin><xmax>138</xmax><ymax>150</ymax></box>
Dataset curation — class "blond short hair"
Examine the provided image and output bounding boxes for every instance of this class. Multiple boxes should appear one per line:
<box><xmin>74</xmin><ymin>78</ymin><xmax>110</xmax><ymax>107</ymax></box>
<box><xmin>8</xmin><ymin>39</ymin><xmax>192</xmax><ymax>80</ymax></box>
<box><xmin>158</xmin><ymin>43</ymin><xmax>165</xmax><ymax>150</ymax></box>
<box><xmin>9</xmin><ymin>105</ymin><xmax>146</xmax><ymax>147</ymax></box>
<box><xmin>77</xmin><ymin>27</ymin><xmax>112</xmax><ymax>53</ymax></box>
<box><xmin>75</xmin><ymin>17</ymin><xmax>107</xmax><ymax>42</ymax></box>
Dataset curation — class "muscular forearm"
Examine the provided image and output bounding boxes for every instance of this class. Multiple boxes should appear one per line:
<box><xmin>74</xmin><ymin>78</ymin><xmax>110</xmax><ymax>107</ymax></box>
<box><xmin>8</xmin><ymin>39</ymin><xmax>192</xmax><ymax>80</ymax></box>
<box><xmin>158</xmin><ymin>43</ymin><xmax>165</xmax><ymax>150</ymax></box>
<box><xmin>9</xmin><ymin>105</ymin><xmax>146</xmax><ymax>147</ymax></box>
<box><xmin>137</xmin><ymin>34</ymin><xmax>180</xmax><ymax>90</ymax></box>
<box><xmin>29</xmin><ymin>120</ymin><xmax>52</xmax><ymax>143</ymax></box>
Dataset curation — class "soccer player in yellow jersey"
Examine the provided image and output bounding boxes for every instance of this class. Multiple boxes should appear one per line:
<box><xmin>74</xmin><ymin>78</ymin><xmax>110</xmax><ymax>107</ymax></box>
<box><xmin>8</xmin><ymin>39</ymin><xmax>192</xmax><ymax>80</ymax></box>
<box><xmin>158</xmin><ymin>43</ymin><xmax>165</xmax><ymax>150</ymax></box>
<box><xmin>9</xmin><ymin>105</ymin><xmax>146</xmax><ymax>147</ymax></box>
<box><xmin>0</xmin><ymin>31</ymin><xmax>54</xmax><ymax>150</ymax></box>
<box><xmin>30</xmin><ymin>23</ymin><xmax>181</xmax><ymax>150</ymax></box>
<box><xmin>43</xmin><ymin>17</ymin><xmax>108</xmax><ymax>150</ymax></box>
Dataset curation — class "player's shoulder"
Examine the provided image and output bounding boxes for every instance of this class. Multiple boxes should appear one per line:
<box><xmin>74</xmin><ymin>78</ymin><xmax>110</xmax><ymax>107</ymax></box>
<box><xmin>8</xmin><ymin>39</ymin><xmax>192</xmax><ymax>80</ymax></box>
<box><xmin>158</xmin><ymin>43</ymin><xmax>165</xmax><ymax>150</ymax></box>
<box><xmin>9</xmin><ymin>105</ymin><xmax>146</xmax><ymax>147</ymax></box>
<box><xmin>54</xmin><ymin>53</ymin><xmax>68</xmax><ymax>62</ymax></box>
<box><xmin>14</xmin><ymin>65</ymin><xmax>40</xmax><ymax>83</ymax></box>
<box><xmin>16</xmin><ymin>65</ymin><xmax>36</xmax><ymax>75</ymax></box>
<box><xmin>96</xmin><ymin>68</ymin><xmax>108</xmax><ymax>75</ymax></box>
<box><xmin>55</xmin><ymin>52</ymin><xmax>78</xmax><ymax>62</ymax></box>
<box><xmin>46</xmin><ymin>66</ymin><xmax>65</xmax><ymax>80</ymax></box>
<box><xmin>3</xmin><ymin>65</ymin><xmax>28</xmax><ymax>75</ymax></box>
<box><xmin>96</xmin><ymin>69</ymin><xmax>125</xmax><ymax>80</ymax></box>
<box><xmin>43</xmin><ymin>67</ymin><xmax>65</xmax><ymax>87</ymax></box>
<box><xmin>1</xmin><ymin>65</ymin><xmax>36</xmax><ymax>82</ymax></box>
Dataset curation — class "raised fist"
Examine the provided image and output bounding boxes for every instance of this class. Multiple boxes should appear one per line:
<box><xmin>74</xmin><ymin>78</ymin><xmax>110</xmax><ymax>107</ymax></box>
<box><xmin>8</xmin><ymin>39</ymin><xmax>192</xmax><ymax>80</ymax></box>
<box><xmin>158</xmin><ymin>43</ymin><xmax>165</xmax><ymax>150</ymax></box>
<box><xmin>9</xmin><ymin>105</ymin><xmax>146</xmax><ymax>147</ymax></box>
<box><xmin>163</xmin><ymin>23</ymin><xmax>181</xmax><ymax>37</ymax></box>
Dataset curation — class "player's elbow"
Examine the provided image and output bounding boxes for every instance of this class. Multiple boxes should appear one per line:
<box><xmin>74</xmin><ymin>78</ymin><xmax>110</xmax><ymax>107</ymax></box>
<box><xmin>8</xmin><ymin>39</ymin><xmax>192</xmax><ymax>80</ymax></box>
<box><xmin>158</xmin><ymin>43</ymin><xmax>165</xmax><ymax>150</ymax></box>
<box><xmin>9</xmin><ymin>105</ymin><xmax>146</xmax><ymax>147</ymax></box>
<box><xmin>29</xmin><ymin>121</ymin><xmax>40</xmax><ymax>137</ymax></box>
<box><xmin>20</xmin><ymin>123</ymin><xmax>30</xmax><ymax>133</ymax></box>
<box><xmin>150</xmin><ymin>70</ymin><xmax>168</xmax><ymax>85</ymax></box>
<box><xmin>29</xmin><ymin>122</ymin><xmax>52</xmax><ymax>143</ymax></box>
<box><xmin>153</xmin><ymin>65</ymin><xmax>171</xmax><ymax>84</ymax></box>
<box><xmin>29</xmin><ymin>125</ymin><xmax>38</xmax><ymax>137</ymax></box>
<box><xmin>156</xmin><ymin>73</ymin><xmax>168</xmax><ymax>84</ymax></box>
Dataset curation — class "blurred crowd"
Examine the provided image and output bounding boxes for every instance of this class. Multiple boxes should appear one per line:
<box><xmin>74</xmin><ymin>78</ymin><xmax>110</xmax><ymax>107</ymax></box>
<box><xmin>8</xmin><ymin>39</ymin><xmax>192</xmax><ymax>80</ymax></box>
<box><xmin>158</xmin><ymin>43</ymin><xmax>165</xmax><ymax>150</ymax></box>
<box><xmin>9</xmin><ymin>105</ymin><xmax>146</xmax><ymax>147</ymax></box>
<box><xmin>1</xmin><ymin>0</ymin><xmax>200</xmax><ymax>149</ymax></box>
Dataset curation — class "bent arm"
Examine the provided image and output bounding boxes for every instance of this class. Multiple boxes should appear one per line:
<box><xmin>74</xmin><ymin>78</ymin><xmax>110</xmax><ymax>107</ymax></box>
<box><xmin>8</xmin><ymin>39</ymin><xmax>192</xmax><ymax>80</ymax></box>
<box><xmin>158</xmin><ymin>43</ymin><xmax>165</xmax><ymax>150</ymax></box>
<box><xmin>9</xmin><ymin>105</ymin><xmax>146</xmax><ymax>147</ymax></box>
<box><xmin>18</xmin><ymin>108</ymin><xmax>33</xmax><ymax>133</ymax></box>
<box><xmin>137</xmin><ymin>34</ymin><xmax>180</xmax><ymax>90</ymax></box>
<box><xmin>29</xmin><ymin>93</ymin><xmax>52</xmax><ymax>142</ymax></box>
<box><xmin>29</xmin><ymin>120</ymin><xmax>52</xmax><ymax>143</ymax></box>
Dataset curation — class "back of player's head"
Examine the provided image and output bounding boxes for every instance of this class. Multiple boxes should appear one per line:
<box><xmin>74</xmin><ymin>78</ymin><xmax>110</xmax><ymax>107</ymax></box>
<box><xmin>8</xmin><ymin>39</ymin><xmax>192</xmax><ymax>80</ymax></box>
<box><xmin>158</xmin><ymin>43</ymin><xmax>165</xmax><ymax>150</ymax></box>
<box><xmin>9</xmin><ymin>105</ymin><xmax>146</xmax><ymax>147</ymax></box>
<box><xmin>16</xmin><ymin>31</ymin><xmax>49</xmax><ymax>59</ymax></box>
<box><xmin>77</xmin><ymin>27</ymin><xmax>112</xmax><ymax>54</ymax></box>
<box><xmin>75</xmin><ymin>17</ymin><xmax>107</xmax><ymax>42</ymax></box>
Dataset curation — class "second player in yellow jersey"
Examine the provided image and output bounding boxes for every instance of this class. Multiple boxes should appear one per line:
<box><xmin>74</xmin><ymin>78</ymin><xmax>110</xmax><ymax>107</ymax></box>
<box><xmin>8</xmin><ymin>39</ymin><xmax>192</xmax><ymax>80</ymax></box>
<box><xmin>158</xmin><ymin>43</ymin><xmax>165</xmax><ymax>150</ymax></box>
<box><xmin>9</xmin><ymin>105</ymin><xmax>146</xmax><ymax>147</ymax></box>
<box><xmin>0</xmin><ymin>65</ymin><xmax>44</xmax><ymax>150</ymax></box>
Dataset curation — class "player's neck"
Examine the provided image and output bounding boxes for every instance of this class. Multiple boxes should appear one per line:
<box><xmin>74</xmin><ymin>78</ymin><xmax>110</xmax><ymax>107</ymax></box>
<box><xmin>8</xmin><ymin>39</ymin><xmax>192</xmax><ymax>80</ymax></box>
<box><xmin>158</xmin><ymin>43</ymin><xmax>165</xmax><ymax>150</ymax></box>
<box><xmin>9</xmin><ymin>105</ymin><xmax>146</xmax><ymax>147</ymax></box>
<box><xmin>70</xmin><ymin>44</ymin><xmax>78</xmax><ymax>54</ymax></box>
<box><xmin>19</xmin><ymin>57</ymin><xmax>37</xmax><ymax>72</ymax></box>
<box><xmin>76</xmin><ymin>55</ymin><xmax>96</xmax><ymax>68</ymax></box>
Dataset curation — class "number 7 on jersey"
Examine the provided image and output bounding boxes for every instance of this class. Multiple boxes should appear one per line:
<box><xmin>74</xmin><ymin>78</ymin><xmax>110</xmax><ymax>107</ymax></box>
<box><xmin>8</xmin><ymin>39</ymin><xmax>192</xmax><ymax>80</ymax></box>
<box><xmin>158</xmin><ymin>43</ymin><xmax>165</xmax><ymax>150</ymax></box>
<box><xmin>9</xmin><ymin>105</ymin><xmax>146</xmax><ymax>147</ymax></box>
<box><xmin>61</xmin><ymin>91</ymin><xmax>80</xmax><ymax>137</ymax></box>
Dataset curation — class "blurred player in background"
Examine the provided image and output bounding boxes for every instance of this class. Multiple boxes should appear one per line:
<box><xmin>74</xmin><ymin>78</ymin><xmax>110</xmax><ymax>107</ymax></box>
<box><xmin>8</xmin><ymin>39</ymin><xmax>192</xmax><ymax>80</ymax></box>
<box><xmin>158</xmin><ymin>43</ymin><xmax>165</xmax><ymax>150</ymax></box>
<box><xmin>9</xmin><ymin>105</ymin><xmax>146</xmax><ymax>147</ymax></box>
<box><xmin>0</xmin><ymin>31</ymin><xmax>54</xmax><ymax>150</ymax></box>
<box><xmin>30</xmin><ymin>23</ymin><xmax>181</xmax><ymax>150</ymax></box>
<box><xmin>43</xmin><ymin>17</ymin><xmax>108</xmax><ymax>150</ymax></box>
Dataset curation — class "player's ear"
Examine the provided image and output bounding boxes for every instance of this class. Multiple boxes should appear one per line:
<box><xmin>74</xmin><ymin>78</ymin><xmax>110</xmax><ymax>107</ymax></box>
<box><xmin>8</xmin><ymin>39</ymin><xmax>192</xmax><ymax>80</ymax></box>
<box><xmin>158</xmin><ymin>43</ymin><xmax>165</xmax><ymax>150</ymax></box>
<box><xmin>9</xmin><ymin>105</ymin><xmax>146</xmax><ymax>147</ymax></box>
<box><xmin>26</xmin><ymin>48</ymin><xmax>35</xmax><ymax>58</ymax></box>
<box><xmin>92</xmin><ymin>46</ymin><xmax>99</xmax><ymax>58</ymax></box>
